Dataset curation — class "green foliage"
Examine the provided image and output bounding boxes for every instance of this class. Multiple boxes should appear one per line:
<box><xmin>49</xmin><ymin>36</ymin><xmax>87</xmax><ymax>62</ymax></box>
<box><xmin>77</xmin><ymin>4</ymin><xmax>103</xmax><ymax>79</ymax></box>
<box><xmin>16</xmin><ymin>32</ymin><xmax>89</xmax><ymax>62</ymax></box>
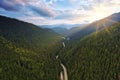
<box><xmin>0</xmin><ymin>15</ymin><xmax>62</xmax><ymax>80</ymax></box>
<box><xmin>0</xmin><ymin>34</ymin><xmax>62</xmax><ymax>80</ymax></box>
<box><xmin>59</xmin><ymin>22</ymin><xmax>120</xmax><ymax>80</ymax></box>
<box><xmin>0</xmin><ymin>15</ymin><xmax>120</xmax><ymax>80</ymax></box>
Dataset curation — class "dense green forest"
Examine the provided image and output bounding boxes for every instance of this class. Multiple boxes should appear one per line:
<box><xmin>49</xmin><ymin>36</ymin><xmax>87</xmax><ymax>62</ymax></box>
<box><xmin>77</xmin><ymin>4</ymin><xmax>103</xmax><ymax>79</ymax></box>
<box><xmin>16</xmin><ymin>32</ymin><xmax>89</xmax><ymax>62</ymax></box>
<box><xmin>0</xmin><ymin>15</ymin><xmax>63</xmax><ymax>80</ymax></box>
<box><xmin>0</xmin><ymin>14</ymin><xmax>120</xmax><ymax>80</ymax></box>
<box><xmin>59</xmin><ymin>22</ymin><xmax>120</xmax><ymax>80</ymax></box>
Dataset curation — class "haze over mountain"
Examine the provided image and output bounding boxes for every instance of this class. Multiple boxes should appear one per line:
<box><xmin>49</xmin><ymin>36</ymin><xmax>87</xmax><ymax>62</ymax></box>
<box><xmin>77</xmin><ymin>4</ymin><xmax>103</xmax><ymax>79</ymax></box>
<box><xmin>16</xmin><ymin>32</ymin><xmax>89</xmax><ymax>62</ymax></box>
<box><xmin>41</xmin><ymin>24</ymin><xmax>84</xmax><ymax>35</ymax></box>
<box><xmin>69</xmin><ymin>12</ymin><xmax>120</xmax><ymax>40</ymax></box>
<box><xmin>51</xmin><ymin>27</ymin><xmax>68</xmax><ymax>35</ymax></box>
<box><xmin>41</xmin><ymin>24</ymin><xmax>83</xmax><ymax>29</ymax></box>
<box><xmin>42</xmin><ymin>12</ymin><xmax>120</xmax><ymax>37</ymax></box>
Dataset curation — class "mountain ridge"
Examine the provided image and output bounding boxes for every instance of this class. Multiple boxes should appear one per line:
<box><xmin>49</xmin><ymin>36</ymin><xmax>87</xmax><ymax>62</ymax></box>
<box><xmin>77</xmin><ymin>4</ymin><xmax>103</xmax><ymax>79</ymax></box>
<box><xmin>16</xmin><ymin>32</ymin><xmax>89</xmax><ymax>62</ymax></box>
<box><xmin>69</xmin><ymin>12</ymin><xmax>120</xmax><ymax>40</ymax></box>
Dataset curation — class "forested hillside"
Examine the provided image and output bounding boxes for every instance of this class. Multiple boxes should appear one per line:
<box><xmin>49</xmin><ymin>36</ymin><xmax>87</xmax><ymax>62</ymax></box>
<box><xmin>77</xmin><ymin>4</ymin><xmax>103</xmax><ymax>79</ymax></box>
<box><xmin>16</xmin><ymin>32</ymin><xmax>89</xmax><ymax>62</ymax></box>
<box><xmin>0</xmin><ymin>15</ymin><xmax>62</xmax><ymax>80</ymax></box>
<box><xmin>0</xmin><ymin>15</ymin><xmax>62</xmax><ymax>52</ymax></box>
<box><xmin>59</xmin><ymin>22</ymin><xmax>120</xmax><ymax>80</ymax></box>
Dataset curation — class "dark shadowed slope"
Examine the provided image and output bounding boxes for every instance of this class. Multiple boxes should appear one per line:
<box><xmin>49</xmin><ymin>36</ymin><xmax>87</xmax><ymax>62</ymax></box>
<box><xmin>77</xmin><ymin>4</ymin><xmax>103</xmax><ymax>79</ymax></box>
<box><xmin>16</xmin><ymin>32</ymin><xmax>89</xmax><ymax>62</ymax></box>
<box><xmin>0</xmin><ymin>15</ymin><xmax>62</xmax><ymax>52</ymax></box>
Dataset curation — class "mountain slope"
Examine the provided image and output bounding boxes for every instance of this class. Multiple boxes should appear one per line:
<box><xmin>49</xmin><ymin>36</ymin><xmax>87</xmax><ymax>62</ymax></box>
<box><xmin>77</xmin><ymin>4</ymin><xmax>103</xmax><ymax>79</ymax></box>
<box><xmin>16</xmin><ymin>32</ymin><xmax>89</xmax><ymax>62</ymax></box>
<box><xmin>0</xmin><ymin>15</ymin><xmax>62</xmax><ymax>80</ymax></box>
<box><xmin>41</xmin><ymin>24</ymin><xmax>84</xmax><ymax>35</ymax></box>
<box><xmin>0</xmin><ymin>15</ymin><xmax>62</xmax><ymax>52</ymax></box>
<box><xmin>66</xmin><ymin>26</ymin><xmax>85</xmax><ymax>36</ymax></box>
<box><xmin>51</xmin><ymin>27</ymin><xmax>68</xmax><ymax>35</ymax></box>
<box><xmin>69</xmin><ymin>12</ymin><xmax>120</xmax><ymax>40</ymax></box>
<box><xmin>59</xmin><ymin>22</ymin><xmax>120</xmax><ymax>80</ymax></box>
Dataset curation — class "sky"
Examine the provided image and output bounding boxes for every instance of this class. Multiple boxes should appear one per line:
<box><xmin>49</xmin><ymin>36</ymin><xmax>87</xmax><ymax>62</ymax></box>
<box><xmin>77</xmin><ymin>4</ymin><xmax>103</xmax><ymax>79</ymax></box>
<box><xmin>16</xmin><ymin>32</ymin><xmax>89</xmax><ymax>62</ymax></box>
<box><xmin>0</xmin><ymin>0</ymin><xmax>120</xmax><ymax>25</ymax></box>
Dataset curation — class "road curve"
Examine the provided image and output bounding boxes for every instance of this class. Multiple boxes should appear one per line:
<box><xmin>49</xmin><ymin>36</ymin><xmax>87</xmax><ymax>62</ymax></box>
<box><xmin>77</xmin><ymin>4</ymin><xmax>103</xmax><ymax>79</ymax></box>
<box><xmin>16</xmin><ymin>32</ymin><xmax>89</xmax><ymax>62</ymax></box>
<box><xmin>60</xmin><ymin>63</ymin><xmax>68</xmax><ymax>80</ymax></box>
<box><xmin>60</xmin><ymin>71</ymin><xmax>64</xmax><ymax>80</ymax></box>
<box><xmin>57</xmin><ymin>40</ymin><xmax>68</xmax><ymax>80</ymax></box>
<box><xmin>62</xmin><ymin>42</ymin><xmax>65</xmax><ymax>47</ymax></box>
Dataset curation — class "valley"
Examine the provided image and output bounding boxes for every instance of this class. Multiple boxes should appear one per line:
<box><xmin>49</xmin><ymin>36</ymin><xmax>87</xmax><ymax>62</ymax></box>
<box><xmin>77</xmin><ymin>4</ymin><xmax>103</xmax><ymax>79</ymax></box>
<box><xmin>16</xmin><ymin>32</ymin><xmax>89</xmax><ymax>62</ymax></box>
<box><xmin>0</xmin><ymin>12</ymin><xmax>120</xmax><ymax>80</ymax></box>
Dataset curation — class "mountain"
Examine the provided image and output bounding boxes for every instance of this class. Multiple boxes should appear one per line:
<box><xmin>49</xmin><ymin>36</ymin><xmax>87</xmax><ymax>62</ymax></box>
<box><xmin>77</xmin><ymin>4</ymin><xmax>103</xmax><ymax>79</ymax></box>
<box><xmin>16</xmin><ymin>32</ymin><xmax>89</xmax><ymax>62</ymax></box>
<box><xmin>51</xmin><ymin>27</ymin><xmax>68</xmax><ymax>35</ymax></box>
<box><xmin>110</xmin><ymin>12</ymin><xmax>120</xmax><ymax>21</ymax></box>
<box><xmin>66</xmin><ymin>26</ymin><xmax>85</xmax><ymax>36</ymax></box>
<box><xmin>41</xmin><ymin>24</ymin><xmax>85</xmax><ymax>35</ymax></box>
<box><xmin>0</xmin><ymin>15</ymin><xmax>62</xmax><ymax>80</ymax></box>
<box><xmin>69</xmin><ymin>12</ymin><xmax>120</xmax><ymax>40</ymax></box>
<box><xmin>0</xmin><ymin>15</ymin><xmax>62</xmax><ymax>52</ymax></box>
<box><xmin>41</xmin><ymin>24</ymin><xmax>82</xmax><ymax>29</ymax></box>
<box><xmin>59</xmin><ymin>22</ymin><xmax>120</xmax><ymax>80</ymax></box>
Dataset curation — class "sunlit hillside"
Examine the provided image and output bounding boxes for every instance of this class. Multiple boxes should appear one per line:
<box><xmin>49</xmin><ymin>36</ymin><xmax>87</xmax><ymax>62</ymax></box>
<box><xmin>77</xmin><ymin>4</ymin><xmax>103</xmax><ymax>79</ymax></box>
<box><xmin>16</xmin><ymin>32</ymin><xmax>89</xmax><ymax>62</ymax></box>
<box><xmin>59</xmin><ymin>22</ymin><xmax>120</xmax><ymax>80</ymax></box>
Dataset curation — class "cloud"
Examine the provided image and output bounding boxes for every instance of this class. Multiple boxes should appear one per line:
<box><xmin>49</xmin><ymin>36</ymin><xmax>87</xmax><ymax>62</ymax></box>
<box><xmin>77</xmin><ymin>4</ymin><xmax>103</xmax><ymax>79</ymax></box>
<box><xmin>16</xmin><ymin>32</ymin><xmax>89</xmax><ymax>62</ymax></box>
<box><xmin>23</xmin><ymin>0</ymin><xmax>120</xmax><ymax>25</ymax></box>
<box><xmin>0</xmin><ymin>0</ymin><xmax>56</xmax><ymax>17</ymax></box>
<box><xmin>28</xmin><ymin>0</ymin><xmax>56</xmax><ymax>17</ymax></box>
<box><xmin>28</xmin><ymin>5</ymin><xmax>56</xmax><ymax>17</ymax></box>
<box><xmin>0</xmin><ymin>0</ymin><xmax>120</xmax><ymax>25</ymax></box>
<box><xmin>69</xmin><ymin>0</ymin><xmax>76</xmax><ymax>3</ymax></box>
<box><xmin>0</xmin><ymin>0</ymin><xmax>23</xmax><ymax>11</ymax></box>
<box><xmin>55</xmin><ymin>9</ymin><xmax>87</xmax><ymax>19</ymax></box>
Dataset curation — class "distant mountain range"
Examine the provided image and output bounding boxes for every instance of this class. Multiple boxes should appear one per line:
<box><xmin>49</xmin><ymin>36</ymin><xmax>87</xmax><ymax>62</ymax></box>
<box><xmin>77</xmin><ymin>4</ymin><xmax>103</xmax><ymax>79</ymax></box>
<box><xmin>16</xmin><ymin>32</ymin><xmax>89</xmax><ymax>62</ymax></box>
<box><xmin>51</xmin><ymin>27</ymin><xmax>68</xmax><ymax>35</ymax></box>
<box><xmin>40</xmin><ymin>24</ymin><xmax>85</xmax><ymax>35</ymax></box>
<box><xmin>40</xmin><ymin>24</ymin><xmax>83</xmax><ymax>29</ymax></box>
<box><xmin>40</xmin><ymin>12</ymin><xmax>120</xmax><ymax>38</ymax></box>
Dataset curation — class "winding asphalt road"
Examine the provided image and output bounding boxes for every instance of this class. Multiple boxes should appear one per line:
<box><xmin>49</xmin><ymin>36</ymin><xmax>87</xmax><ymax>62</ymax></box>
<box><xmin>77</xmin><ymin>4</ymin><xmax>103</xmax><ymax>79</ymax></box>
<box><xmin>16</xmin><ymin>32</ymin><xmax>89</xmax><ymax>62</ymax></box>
<box><xmin>60</xmin><ymin>63</ymin><xmax>68</xmax><ymax>80</ymax></box>
<box><xmin>62</xmin><ymin>42</ymin><xmax>65</xmax><ymax>47</ymax></box>
<box><xmin>60</xmin><ymin>41</ymin><xmax>68</xmax><ymax>80</ymax></box>
<box><xmin>56</xmin><ymin>39</ymin><xmax>68</xmax><ymax>80</ymax></box>
<box><xmin>60</xmin><ymin>71</ymin><xmax>64</xmax><ymax>80</ymax></box>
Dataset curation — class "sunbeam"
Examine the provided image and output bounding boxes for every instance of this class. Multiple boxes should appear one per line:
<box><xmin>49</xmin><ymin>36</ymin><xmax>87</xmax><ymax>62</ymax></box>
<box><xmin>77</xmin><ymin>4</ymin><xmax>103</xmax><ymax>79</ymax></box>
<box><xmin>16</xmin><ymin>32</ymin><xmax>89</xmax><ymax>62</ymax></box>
<box><xmin>94</xmin><ymin>23</ymin><xmax>100</xmax><ymax>38</ymax></box>
<box><xmin>102</xmin><ymin>21</ymin><xmax>112</xmax><ymax>36</ymax></box>
<box><xmin>108</xmin><ymin>19</ymin><xmax>118</xmax><ymax>23</ymax></box>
